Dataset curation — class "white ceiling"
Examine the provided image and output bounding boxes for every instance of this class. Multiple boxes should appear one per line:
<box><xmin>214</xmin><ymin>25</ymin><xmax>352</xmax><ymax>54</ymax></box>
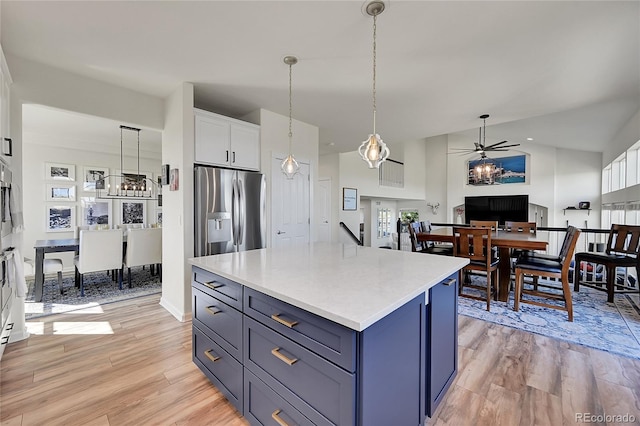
<box><xmin>3</xmin><ymin>1</ymin><xmax>639</xmax><ymax>155</ymax></box>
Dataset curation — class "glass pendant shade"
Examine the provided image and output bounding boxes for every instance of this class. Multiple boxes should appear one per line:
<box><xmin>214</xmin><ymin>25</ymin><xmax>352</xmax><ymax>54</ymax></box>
<box><xmin>281</xmin><ymin>153</ymin><xmax>300</xmax><ymax>179</ymax></box>
<box><xmin>359</xmin><ymin>133</ymin><xmax>389</xmax><ymax>168</ymax></box>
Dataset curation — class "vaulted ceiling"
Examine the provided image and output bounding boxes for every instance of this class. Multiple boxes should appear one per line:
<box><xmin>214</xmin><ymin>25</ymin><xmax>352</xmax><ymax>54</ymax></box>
<box><xmin>4</xmin><ymin>1</ymin><xmax>639</xmax><ymax>155</ymax></box>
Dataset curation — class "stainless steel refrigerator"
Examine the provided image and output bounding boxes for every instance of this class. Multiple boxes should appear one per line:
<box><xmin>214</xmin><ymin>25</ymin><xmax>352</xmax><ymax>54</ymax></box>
<box><xmin>194</xmin><ymin>166</ymin><xmax>266</xmax><ymax>257</ymax></box>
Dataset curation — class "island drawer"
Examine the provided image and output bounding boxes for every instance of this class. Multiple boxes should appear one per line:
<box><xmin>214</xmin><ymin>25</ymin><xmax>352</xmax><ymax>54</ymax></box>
<box><xmin>244</xmin><ymin>316</ymin><xmax>355</xmax><ymax>426</ymax></box>
<box><xmin>244</xmin><ymin>288</ymin><xmax>356</xmax><ymax>372</ymax></box>
<box><xmin>193</xmin><ymin>325</ymin><xmax>243</xmax><ymax>414</ymax></box>
<box><xmin>193</xmin><ymin>286</ymin><xmax>242</xmax><ymax>361</ymax></box>
<box><xmin>244</xmin><ymin>369</ymin><xmax>314</xmax><ymax>426</ymax></box>
<box><xmin>193</xmin><ymin>267</ymin><xmax>242</xmax><ymax>310</ymax></box>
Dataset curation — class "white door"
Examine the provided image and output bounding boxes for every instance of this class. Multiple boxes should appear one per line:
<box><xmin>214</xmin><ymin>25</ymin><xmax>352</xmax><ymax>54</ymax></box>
<box><xmin>318</xmin><ymin>178</ymin><xmax>331</xmax><ymax>242</ymax></box>
<box><xmin>272</xmin><ymin>157</ymin><xmax>310</xmax><ymax>248</ymax></box>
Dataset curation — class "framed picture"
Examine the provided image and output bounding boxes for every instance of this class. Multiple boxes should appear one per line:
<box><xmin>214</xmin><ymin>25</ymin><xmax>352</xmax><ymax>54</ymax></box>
<box><xmin>46</xmin><ymin>205</ymin><xmax>75</xmax><ymax>232</ymax></box>
<box><xmin>82</xmin><ymin>166</ymin><xmax>109</xmax><ymax>191</ymax></box>
<box><xmin>120</xmin><ymin>171</ymin><xmax>153</xmax><ymax>195</ymax></box>
<box><xmin>121</xmin><ymin>200</ymin><xmax>146</xmax><ymax>225</ymax></box>
<box><xmin>80</xmin><ymin>197</ymin><xmax>112</xmax><ymax>227</ymax></box>
<box><xmin>156</xmin><ymin>209</ymin><xmax>163</xmax><ymax>226</ymax></box>
<box><xmin>45</xmin><ymin>183</ymin><xmax>76</xmax><ymax>202</ymax></box>
<box><xmin>467</xmin><ymin>154</ymin><xmax>526</xmax><ymax>186</ymax></box>
<box><xmin>169</xmin><ymin>168</ymin><xmax>179</xmax><ymax>191</ymax></box>
<box><xmin>45</xmin><ymin>162</ymin><xmax>75</xmax><ymax>181</ymax></box>
<box><xmin>343</xmin><ymin>187</ymin><xmax>357</xmax><ymax>211</ymax></box>
<box><xmin>160</xmin><ymin>164</ymin><xmax>170</xmax><ymax>185</ymax></box>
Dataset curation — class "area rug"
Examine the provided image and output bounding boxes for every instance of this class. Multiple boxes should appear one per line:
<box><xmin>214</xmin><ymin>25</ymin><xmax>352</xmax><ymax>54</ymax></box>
<box><xmin>458</xmin><ymin>277</ymin><xmax>640</xmax><ymax>360</ymax></box>
<box><xmin>25</xmin><ymin>266</ymin><xmax>162</xmax><ymax>319</ymax></box>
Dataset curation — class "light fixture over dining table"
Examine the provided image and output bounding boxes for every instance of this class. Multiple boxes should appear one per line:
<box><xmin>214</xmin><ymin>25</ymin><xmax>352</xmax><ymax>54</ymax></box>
<box><xmin>358</xmin><ymin>0</ymin><xmax>390</xmax><ymax>169</ymax></box>
<box><xmin>95</xmin><ymin>125</ymin><xmax>159</xmax><ymax>201</ymax></box>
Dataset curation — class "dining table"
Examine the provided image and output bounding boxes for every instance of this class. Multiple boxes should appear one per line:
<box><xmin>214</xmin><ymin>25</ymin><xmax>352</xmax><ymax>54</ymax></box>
<box><xmin>33</xmin><ymin>235</ymin><xmax>129</xmax><ymax>303</ymax></box>
<box><xmin>417</xmin><ymin>228</ymin><xmax>548</xmax><ymax>302</ymax></box>
<box><xmin>33</xmin><ymin>238</ymin><xmax>80</xmax><ymax>303</ymax></box>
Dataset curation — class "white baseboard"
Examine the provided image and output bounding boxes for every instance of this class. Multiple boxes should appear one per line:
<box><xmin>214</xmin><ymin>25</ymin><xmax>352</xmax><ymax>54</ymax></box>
<box><xmin>159</xmin><ymin>296</ymin><xmax>191</xmax><ymax>322</ymax></box>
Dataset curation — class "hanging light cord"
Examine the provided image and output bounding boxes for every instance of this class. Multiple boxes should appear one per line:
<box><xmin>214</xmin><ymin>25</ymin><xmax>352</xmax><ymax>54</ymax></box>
<box><xmin>372</xmin><ymin>12</ymin><xmax>377</xmax><ymax>135</ymax></box>
<box><xmin>288</xmin><ymin>62</ymin><xmax>293</xmax><ymax>154</ymax></box>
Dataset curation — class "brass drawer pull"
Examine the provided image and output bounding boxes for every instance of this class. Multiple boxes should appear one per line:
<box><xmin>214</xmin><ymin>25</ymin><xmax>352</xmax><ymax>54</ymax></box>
<box><xmin>206</xmin><ymin>306</ymin><xmax>222</xmax><ymax>316</ymax></box>
<box><xmin>271</xmin><ymin>409</ymin><xmax>290</xmax><ymax>426</ymax></box>
<box><xmin>444</xmin><ymin>278</ymin><xmax>456</xmax><ymax>286</ymax></box>
<box><xmin>271</xmin><ymin>347</ymin><xmax>298</xmax><ymax>366</ymax></box>
<box><xmin>203</xmin><ymin>281</ymin><xmax>224</xmax><ymax>290</ymax></box>
<box><xmin>204</xmin><ymin>349</ymin><xmax>221</xmax><ymax>363</ymax></box>
<box><xmin>271</xmin><ymin>314</ymin><xmax>298</xmax><ymax>328</ymax></box>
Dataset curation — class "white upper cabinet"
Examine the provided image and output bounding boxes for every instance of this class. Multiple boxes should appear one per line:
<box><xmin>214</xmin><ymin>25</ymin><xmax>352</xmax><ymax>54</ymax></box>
<box><xmin>194</xmin><ymin>108</ymin><xmax>260</xmax><ymax>171</ymax></box>
<box><xmin>0</xmin><ymin>46</ymin><xmax>12</xmax><ymax>161</ymax></box>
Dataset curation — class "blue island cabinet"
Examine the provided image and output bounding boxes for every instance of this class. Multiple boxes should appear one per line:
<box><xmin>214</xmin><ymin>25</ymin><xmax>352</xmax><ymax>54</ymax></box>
<box><xmin>191</xmin><ymin>266</ymin><xmax>459</xmax><ymax>426</ymax></box>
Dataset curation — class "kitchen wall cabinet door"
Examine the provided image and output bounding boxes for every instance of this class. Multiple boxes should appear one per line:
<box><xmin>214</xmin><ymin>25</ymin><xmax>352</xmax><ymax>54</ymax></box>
<box><xmin>194</xmin><ymin>109</ymin><xmax>260</xmax><ymax>171</ymax></box>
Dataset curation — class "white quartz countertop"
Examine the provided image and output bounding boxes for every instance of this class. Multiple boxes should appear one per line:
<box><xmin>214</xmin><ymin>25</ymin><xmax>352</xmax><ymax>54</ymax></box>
<box><xmin>188</xmin><ymin>242</ymin><xmax>469</xmax><ymax>331</ymax></box>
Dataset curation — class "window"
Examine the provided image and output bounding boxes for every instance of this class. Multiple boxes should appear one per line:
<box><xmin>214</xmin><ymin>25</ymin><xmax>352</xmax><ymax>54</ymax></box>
<box><xmin>377</xmin><ymin>208</ymin><xmax>392</xmax><ymax>238</ymax></box>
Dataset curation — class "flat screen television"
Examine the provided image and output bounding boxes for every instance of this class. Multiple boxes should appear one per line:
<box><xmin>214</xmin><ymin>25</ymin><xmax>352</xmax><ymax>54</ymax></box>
<box><xmin>464</xmin><ymin>195</ymin><xmax>528</xmax><ymax>225</ymax></box>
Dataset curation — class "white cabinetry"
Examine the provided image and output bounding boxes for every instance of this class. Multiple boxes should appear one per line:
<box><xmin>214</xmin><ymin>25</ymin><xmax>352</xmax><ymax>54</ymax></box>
<box><xmin>0</xmin><ymin>46</ymin><xmax>12</xmax><ymax>160</ymax></box>
<box><xmin>194</xmin><ymin>109</ymin><xmax>260</xmax><ymax>171</ymax></box>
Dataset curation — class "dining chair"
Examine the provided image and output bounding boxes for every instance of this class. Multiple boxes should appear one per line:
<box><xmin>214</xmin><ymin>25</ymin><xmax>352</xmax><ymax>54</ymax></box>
<box><xmin>123</xmin><ymin>227</ymin><xmax>162</xmax><ymax>287</ymax></box>
<box><xmin>409</xmin><ymin>221</ymin><xmax>453</xmax><ymax>256</ymax></box>
<box><xmin>574</xmin><ymin>224</ymin><xmax>640</xmax><ymax>302</ymax></box>
<box><xmin>470</xmin><ymin>220</ymin><xmax>499</xmax><ymax>231</ymax></box>
<box><xmin>513</xmin><ymin>226</ymin><xmax>581</xmax><ymax>321</ymax></box>
<box><xmin>504</xmin><ymin>220</ymin><xmax>538</xmax><ymax>270</ymax></box>
<box><xmin>453</xmin><ymin>226</ymin><xmax>499</xmax><ymax>311</ymax></box>
<box><xmin>24</xmin><ymin>257</ymin><xmax>64</xmax><ymax>294</ymax></box>
<box><xmin>74</xmin><ymin>229</ymin><xmax>123</xmax><ymax>296</ymax></box>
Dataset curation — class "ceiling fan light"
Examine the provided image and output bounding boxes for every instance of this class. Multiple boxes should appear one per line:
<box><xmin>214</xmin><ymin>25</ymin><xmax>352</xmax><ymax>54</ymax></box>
<box><xmin>359</xmin><ymin>133</ymin><xmax>389</xmax><ymax>168</ymax></box>
<box><xmin>281</xmin><ymin>154</ymin><xmax>300</xmax><ymax>179</ymax></box>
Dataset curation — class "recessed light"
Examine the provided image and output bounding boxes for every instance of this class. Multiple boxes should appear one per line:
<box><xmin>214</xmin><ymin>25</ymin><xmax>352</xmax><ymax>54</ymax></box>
<box><xmin>526</xmin><ymin>137</ymin><xmax>533</xmax><ymax>141</ymax></box>
<box><xmin>328</xmin><ymin>142</ymin><xmax>335</xmax><ymax>146</ymax></box>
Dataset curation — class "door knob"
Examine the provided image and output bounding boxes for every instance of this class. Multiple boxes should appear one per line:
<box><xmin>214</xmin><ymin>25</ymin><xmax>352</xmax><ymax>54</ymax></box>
<box><xmin>276</xmin><ymin>230</ymin><xmax>286</xmax><ymax>235</ymax></box>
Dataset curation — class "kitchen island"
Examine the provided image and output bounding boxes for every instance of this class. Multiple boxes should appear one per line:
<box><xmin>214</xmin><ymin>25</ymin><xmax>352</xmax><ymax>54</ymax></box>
<box><xmin>189</xmin><ymin>242</ymin><xmax>468</xmax><ymax>426</ymax></box>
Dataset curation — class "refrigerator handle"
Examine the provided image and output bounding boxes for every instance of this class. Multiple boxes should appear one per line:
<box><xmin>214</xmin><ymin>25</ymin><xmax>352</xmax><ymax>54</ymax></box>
<box><xmin>231</xmin><ymin>177</ymin><xmax>238</xmax><ymax>246</ymax></box>
<box><xmin>237</xmin><ymin>178</ymin><xmax>245</xmax><ymax>243</ymax></box>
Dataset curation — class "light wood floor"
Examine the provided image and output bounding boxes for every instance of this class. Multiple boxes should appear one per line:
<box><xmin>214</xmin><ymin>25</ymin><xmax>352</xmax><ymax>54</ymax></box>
<box><xmin>1</xmin><ymin>294</ymin><xmax>639</xmax><ymax>426</ymax></box>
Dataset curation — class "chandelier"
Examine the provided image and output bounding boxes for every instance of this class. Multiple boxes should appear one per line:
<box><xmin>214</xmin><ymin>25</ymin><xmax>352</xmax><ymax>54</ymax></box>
<box><xmin>358</xmin><ymin>1</ymin><xmax>390</xmax><ymax>168</ymax></box>
<box><xmin>95</xmin><ymin>125</ymin><xmax>159</xmax><ymax>200</ymax></box>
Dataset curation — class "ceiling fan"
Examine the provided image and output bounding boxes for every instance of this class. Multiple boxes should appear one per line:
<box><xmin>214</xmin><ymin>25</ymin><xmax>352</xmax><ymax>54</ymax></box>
<box><xmin>450</xmin><ymin>114</ymin><xmax>520</xmax><ymax>157</ymax></box>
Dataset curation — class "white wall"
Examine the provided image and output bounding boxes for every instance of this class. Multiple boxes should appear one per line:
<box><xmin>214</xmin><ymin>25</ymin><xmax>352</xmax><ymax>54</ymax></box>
<box><xmin>319</xmin><ymin>153</ymin><xmax>340</xmax><ymax>242</ymax></box>
<box><xmin>446</xmin><ymin>133</ymin><xmax>601</xmax><ymax>227</ymax></box>
<box><xmin>160</xmin><ymin>83</ymin><xmax>194</xmax><ymax>321</ymax></box>
<box><xmin>21</xmin><ymin>140</ymin><xmax>161</xmax><ymax>270</ymax></box>
<box><xmin>554</xmin><ymin>148</ymin><xmax>602</xmax><ymax>228</ymax></box>
<box><xmin>248</xmin><ymin>109</ymin><xmax>319</xmax><ymax>246</ymax></box>
<box><xmin>7</xmin><ymin>55</ymin><xmax>164</xmax><ymax>131</ymax></box>
<box><xmin>603</xmin><ymin>109</ymin><xmax>640</xmax><ymax>165</ymax></box>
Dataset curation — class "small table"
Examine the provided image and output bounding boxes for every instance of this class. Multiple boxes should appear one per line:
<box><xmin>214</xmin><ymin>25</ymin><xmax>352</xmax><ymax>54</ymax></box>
<box><xmin>33</xmin><ymin>238</ymin><xmax>80</xmax><ymax>303</ymax></box>
<box><xmin>417</xmin><ymin>228</ymin><xmax>548</xmax><ymax>301</ymax></box>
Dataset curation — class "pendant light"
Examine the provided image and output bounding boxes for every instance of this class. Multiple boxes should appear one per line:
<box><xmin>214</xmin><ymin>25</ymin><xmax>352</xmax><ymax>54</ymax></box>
<box><xmin>358</xmin><ymin>1</ymin><xmax>390</xmax><ymax>169</ymax></box>
<box><xmin>95</xmin><ymin>125</ymin><xmax>158</xmax><ymax>200</ymax></box>
<box><xmin>281</xmin><ymin>55</ymin><xmax>300</xmax><ymax>179</ymax></box>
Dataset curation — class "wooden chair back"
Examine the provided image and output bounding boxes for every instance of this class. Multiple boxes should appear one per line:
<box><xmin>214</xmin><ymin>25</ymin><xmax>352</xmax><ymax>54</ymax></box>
<box><xmin>605</xmin><ymin>224</ymin><xmax>640</xmax><ymax>258</ymax></box>
<box><xmin>420</xmin><ymin>221</ymin><xmax>432</xmax><ymax>233</ymax></box>
<box><xmin>408</xmin><ymin>222</ymin><xmax>422</xmax><ymax>252</ymax></box>
<box><xmin>453</xmin><ymin>227</ymin><xmax>493</xmax><ymax>266</ymax></box>
<box><xmin>470</xmin><ymin>220</ymin><xmax>499</xmax><ymax>231</ymax></box>
<box><xmin>504</xmin><ymin>221</ymin><xmax>537</xmax><ymax>235</ymax></box>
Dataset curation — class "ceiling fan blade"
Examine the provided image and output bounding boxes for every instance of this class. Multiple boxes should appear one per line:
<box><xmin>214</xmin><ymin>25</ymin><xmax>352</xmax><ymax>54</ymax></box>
<box><xmin>495</xmin><ymin>144</ymin><xmax>520</xmax><ymax>149</ymax></box>
<box><xmin>483</xmin><ymin>140</ymin><xmax>510</xmax><ymax>149</ymax></box>
<box><xmin>487</xmin><ymin>148</ymin><xmax>510</xmax><ymax>152</ymax></box>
